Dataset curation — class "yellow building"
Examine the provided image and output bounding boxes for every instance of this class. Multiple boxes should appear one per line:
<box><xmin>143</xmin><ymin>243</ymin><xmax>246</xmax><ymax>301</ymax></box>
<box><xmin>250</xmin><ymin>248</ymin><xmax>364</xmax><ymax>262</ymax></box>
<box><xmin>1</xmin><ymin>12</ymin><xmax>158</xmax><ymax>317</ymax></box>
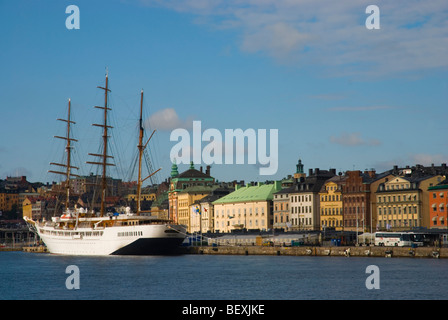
<box><xmin>273</xmin><ymin>188</ymin><xmax>290</xmax><ymax>230</ymax></box>
<box><xmin>189</xmin><ymin>187</ymin><xmax>232</xmax><ymax>233</ymax></box>
<box><xmin>369</xmin><ymin>172</ymin><xmax>394</xmax><ymax>232</ymax></box>
<box><xmin>22</xmin><ymin>196</ymin><xmax>45</xmax><ymax>220</ymax></box>
<box><xmin>319</xmin><ymin>176</ymin><xmax>345</xmax><ymax>231</ymax></box>
<box><xmin>0</xmin><ymin>190</ymin><xmax>19</xmax><ymax>213</ymax></box>
<box><xmin>177</xmin><ymin>185</ymin><xmax>217</xmax><ymax>232</ymax></box>
<box><xmin>376</xmin><ymin>175</ymin><xmax>443</xmax><ymax>230</ymax></box>
<box><xmin>125</xmin><ymin>193</ymin><xmax>156</xmax><ymax>202</ymax></box>
<box><xmin>22</xmin><ymin>197</ymin><xmax>33</xmax><ymax>219</ymax></box>
<box><xmin>212</xmin><ymin>182</ymin><xmax>282</xmax><ymax>233</ymax></box>
<box><xmin>168</xmin><ymin>162</ymin><xmax>215</xmax><ymax>223</ymax></box>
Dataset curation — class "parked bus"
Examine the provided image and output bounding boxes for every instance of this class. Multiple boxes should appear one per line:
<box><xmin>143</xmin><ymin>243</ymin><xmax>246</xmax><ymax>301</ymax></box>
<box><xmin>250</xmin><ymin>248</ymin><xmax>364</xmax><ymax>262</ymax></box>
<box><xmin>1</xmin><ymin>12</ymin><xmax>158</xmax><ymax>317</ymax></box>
<box><xmin>374</xmin><ymin>232</ymin><xmax>414</xmax><ymax>247</ymax></box>
<box><xmin>409</xmin><ymin>232</ymin><xmax>441</xmax><ymax>247</ymax></box>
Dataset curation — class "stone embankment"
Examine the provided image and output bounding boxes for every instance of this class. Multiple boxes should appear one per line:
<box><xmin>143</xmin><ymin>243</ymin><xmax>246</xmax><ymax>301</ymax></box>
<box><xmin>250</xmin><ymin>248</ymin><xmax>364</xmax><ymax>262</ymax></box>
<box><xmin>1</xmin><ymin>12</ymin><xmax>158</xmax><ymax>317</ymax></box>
<box><xmin>186</xmin><ymin>245</ymin><xmax>447</xmax><ymax>258</ymax></box>
<box><xmin>22</xmin><ymin>246</ymin><xmax>48</xmax><ymax>253</ymax></box>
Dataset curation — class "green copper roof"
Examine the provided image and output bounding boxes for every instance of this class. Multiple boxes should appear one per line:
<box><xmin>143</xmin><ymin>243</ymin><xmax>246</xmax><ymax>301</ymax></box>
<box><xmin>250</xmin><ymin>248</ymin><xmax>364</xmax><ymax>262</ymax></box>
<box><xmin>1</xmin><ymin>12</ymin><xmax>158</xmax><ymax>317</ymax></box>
<box><xmin>212</xmin><ymin>181</ymin><xmax>282</xmax><ymax>204</ymax></box>
<box><xmin>428</xmin><ymin>184</ymin><xmax>448</xmax><ymax>190</ymax></box>
<box><xmin>170</xmin><ymin>161</ymin><xmax>179</xmax><ymax>178</ymax></box>
<box><xmin>178</xmin><ymin>185</ymin><xmax>218</xmax><ymax>194</ymax></box>
<box><xmin>296</xmin><ymin>158</ymin><xmax>304</xmax><ymax>174</ymax></box>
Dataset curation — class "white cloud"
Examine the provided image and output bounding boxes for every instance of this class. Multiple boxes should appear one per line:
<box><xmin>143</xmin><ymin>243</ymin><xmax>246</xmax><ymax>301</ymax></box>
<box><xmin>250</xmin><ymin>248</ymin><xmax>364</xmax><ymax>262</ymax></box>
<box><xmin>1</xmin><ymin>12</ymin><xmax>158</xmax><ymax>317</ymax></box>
<box><xmin>138</xmin><ymin>0</ymin><xmax>448</xmax><ymax>77</ymax></box>
<box><xmin>145</xmin><ymin>108</ymin><xmax>194</xmax><ymax>131</ymax></box>
<box><xmin>241</xmin><ymin>22</ymin><xmax>311</xmax><ymax>62</ymax></box>
<box><xmin>330</xmin><ymin>132</ymin><xmax>381</xmax><ymax>147</ymax></box>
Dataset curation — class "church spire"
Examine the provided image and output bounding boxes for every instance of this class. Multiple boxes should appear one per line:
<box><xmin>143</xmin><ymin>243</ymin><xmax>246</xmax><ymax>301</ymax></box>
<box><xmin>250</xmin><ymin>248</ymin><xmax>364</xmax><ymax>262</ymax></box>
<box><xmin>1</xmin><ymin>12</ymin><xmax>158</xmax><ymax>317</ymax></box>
<box><xmin>171</xmin><ymin>159</ymin><xmax>179</xmax><ymax>178</ymax></box>
<box><xmin>296</xmin><ymin>159</ymin><xmax>304</xmax><ymax>174</ymax></box>
<box><xmin>294</xmin><ymin>158</ymin><xmax>306</xmax><ymax>179</ymax></box>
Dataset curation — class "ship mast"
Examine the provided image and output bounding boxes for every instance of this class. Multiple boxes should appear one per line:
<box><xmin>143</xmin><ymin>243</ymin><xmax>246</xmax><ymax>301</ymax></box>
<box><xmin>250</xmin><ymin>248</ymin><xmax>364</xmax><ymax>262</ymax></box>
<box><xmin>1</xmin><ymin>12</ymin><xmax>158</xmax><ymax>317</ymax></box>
<box><xmin>136</xmin><ymin>89</ymin><xmax>160</xmax><ymax>215</ymax></box>
<box><xmin>86</xmin><ymin>74</ymin><xmax>114</xmax><ymax>217</ymax></box>
<box><xmin>49</xmin><ymin>98</ymin><xmax>79</xmax><ymax>212</ymax></box>
<box><xmin>136</xmin><ymin>90</ymin><xmax>144</xmax><ymax>215</ymax></box>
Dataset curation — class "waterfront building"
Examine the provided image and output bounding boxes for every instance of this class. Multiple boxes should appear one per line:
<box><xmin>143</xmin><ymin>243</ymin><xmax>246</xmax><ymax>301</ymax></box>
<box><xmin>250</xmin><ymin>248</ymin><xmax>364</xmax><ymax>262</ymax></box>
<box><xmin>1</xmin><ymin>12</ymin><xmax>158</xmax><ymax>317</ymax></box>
<box><xmin>376</xmin><ymin>174</ymin><xmax>444</xmax><ymax>230</ymax></box>
<box><xmin>289</xmin><ymin>168</ymin><xmax>336</xmax><ymax>231</ymax></box>
<box><xmin>178</xmin><ymin>185</ymin><xmax>217</xmax><ymax>233</ymax></box>
<box><xmin>22</xmin><ymin>196</ymin><xmax>46</xmax><ymax>220</ymax></box>
<box><xmin>168</xmin><ymin>162</ymin><xmax>215</xmax><ymax>223</ymax></box>
<box><xmin>342</xmin><ymin>170</ymin><xmax>376</xmax><ymax>233</ymax></box>
<box><xmin>369</xmin><ymin>171</ymin><xmax>395</xmax><ymax>232</ymax></box>
<box><xmin>273</xmin><ymin>186</ymin><xmax>291</xmax><ymax>230</ymax></box>
<box><xmin>212</xmin><ymin>181</ymin><xmax>282</xmax><ymax>233</ymax></box>
<box><xmin>319</xmin><ymin>175</ymin><xmax>345</xmax><ymax>231</ymax></box>
<box><xmin>429</xmin><ymin>179</ymin><xmax>448</xmax><ymax>229</ymax></box>
<box><xmin>272</xmin><ymin>158</ymin><xmax>305</xmax><ymax>230</ymax></box>
<box><xmin>191</xmin><ymin>187</ymin><xmax>232</xmax><ymax>233</ymax></box>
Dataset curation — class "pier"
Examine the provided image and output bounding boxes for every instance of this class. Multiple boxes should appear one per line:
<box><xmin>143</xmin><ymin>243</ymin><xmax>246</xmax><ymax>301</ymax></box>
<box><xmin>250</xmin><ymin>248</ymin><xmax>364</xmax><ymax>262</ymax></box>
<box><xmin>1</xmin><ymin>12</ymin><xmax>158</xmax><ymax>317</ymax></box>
<box><xmin>0</xmin><ymin>226</ymin><xmax>37</xmax><ymax>251</ymax></box>
<box><xmin>185</xmin><ymin>245</ymin><xmax>448</xmax><ymax>259</ymax></box>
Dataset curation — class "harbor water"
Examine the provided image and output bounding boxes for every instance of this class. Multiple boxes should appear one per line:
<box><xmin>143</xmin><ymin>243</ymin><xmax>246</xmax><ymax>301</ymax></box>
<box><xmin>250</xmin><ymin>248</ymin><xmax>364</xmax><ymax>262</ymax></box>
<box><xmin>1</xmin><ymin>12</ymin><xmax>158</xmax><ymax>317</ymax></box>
<box><xmin>1</xmin><ymin>251</ymin><xmax>447</xmax><ymax>300</ymax></box>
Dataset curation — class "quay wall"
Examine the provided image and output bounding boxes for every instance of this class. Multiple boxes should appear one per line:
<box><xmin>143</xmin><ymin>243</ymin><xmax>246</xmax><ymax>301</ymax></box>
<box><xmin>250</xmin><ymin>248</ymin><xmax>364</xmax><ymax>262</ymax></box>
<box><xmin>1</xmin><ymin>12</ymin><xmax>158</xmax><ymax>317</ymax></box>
<box><xmin>186</xmin><ymin>245</ymin><xmax>448</xmax><ymax>259</ymax></box>
<box><xmin>0</xmin><ymin>247</ymin><xmax>22</xmax><ymax>252</ymax></box>
<box><xmin>0</xmin><ymin>246</ymin><xmax>47</xmax><ymax>252</ymax></box>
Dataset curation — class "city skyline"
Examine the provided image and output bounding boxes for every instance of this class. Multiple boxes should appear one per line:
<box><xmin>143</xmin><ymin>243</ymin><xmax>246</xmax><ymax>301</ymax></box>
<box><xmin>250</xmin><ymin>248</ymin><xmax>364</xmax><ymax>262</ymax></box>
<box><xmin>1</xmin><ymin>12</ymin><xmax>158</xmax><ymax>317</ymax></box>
<box><xmin>1</xmin><ymin>0</ymin><xmax>447</xmax><ymax>185</ymax></box>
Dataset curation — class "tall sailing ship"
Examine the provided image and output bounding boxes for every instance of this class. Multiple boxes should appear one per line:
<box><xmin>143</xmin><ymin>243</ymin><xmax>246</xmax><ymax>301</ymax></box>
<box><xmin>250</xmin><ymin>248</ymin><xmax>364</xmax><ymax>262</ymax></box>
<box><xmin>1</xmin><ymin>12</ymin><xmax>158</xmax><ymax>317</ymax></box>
<box><xmin>24</xmin><ymin>75</ymin><xmax>186</xmax><ymax>255</ymax></box>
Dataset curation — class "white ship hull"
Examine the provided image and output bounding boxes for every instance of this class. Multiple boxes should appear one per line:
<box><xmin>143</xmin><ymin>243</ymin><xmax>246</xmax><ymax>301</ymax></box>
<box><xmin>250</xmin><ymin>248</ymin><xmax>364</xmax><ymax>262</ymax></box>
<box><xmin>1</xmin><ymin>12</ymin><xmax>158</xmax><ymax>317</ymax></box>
<box><xmin>29</xmin><ymin>76</ymin><xmax>187</xmax><ymax>256</ymax></box>
<box><xmin>27</xmin><ymin>216</ymin><xmax>186</xmax><ymax>256</ymax></box>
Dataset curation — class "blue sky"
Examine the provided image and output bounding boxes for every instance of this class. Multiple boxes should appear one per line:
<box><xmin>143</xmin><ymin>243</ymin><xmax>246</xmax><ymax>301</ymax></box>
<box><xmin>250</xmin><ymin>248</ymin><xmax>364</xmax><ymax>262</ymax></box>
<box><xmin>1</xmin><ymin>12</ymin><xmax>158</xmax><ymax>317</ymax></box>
<box><xmin>0</xmin><ymin>0</ymin><xmax>447</xmax><ymax>185</ymax></box>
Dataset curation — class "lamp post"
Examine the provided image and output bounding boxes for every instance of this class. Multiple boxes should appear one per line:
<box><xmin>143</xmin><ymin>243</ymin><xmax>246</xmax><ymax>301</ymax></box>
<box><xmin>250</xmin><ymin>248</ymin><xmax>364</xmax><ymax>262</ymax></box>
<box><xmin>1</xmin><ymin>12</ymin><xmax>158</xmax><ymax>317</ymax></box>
<box><xmin>356</xmin><ymin>206</ymin><xmax>359</xmax><ymax>246</ymax></box>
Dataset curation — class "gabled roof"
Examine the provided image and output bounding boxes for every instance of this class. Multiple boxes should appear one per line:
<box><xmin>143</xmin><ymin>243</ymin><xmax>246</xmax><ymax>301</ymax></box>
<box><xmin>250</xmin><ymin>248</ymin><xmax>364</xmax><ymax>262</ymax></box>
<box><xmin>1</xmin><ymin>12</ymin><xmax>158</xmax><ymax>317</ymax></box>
<box><xmin>319</xmin><ymin>175</ymin><xmax>346</xmax><ymax>193</ymax></box>
<box><xmin>289</xmin><ymin>170</ymin><xmax>335</xmax><ymax>194</ymax></box>
<box><xmin>176</xmin><ymin>169</ymin><xmax>213</xmax><ymax>180</ymax></box>
<box><xmin>377</xmin><ymin>174</ymin><xmax>441</xmax><ymax>192</ymax></box>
